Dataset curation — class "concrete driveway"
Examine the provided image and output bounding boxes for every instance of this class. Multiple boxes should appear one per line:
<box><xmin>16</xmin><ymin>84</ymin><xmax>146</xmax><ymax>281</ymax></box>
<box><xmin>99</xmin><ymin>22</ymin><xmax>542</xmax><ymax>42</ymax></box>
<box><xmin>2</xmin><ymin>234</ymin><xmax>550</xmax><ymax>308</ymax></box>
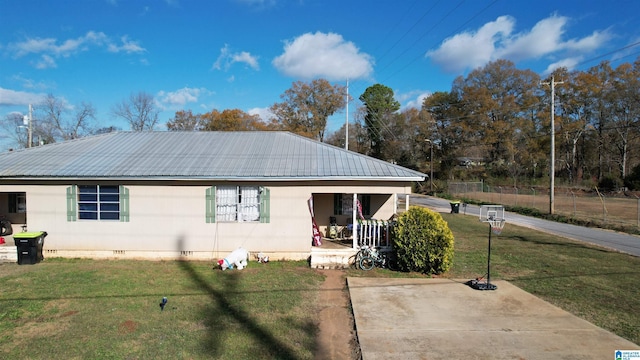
<box><xmin>348</xmin><ymin>277</ymin><xmax>639</xmax><ymax>360</ymax></box>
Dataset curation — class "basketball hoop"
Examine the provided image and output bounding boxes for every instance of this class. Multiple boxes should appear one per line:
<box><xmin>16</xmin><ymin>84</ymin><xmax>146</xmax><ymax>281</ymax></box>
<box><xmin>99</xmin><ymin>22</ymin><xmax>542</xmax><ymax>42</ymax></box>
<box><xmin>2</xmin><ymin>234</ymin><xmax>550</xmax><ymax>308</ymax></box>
<box><xmin>468</xmin><ymin>205</ymin><xmax>507</xmax><ymax>291</ymax></box>
<box><xmin>490</xmin><ymin>218</ymin><xmax>506</xmax><ymax>235</ymax></box>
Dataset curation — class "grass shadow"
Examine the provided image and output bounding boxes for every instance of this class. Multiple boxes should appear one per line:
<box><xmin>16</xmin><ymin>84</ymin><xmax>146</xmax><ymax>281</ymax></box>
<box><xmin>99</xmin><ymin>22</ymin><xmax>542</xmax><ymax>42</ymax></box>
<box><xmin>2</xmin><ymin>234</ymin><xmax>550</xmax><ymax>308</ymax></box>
<box><xmin>175</xmin><ymin>236</ymin><xmax>305</xmax><ymax>359</ymax></box>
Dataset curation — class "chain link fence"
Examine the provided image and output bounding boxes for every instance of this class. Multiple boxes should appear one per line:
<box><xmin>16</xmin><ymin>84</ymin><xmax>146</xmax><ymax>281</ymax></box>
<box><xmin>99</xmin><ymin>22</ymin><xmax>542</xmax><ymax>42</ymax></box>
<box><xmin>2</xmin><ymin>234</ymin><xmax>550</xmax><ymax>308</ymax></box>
<box><xmin>448</xmin><ymin>181</ymin><xmax>640</xmax><ymax>230</ymax></box>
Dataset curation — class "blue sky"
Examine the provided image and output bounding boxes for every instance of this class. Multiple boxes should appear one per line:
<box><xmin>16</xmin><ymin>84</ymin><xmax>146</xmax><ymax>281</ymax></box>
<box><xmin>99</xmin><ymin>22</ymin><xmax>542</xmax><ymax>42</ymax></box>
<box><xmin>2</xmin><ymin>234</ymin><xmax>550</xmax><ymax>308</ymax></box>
<box><xmin>1</xmin><ymin>0</ymin><xmax>639</xmax><ymax>148</ymax></box>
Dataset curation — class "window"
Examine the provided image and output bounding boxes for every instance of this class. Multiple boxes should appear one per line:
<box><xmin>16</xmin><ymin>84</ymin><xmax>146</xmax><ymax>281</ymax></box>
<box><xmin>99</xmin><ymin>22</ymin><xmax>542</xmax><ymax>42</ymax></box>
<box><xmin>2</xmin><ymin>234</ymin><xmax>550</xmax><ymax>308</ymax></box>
<box><xmin>66</xmin><ymin>185</ymin><xmax>129</xmax><ymax>222</ymax></box>
<box><xmin>205</xmin><ymin>186</ymin><xmax>270</xmax><ymax>223</ymax></box>
<box><xmin>334</xmin><ymin>194</ymin><xmax>371</xmax><ymax>216</ymax></box>
<box><xmin>78</xmin><ymin>185</ymin><xmax>120</xmax><ymax>220</ymax></box>
<box><xmin>217</xmin><ymin>186</ymin><xmax>260</xmax><ymax>222</ymax></box>
<box><xmin>8</xmin><ymin>193</ymin><xmax>26</xmax><ymax>213</ymax></box>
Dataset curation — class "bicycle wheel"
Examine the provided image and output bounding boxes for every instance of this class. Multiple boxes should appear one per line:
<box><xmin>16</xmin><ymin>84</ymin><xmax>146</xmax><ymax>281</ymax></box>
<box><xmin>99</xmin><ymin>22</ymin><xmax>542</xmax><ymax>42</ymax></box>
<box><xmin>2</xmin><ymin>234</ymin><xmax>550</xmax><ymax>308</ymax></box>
<box><xmin>384</xmin><ymin>254</ymin><xmax>399</xmax><ymax>271</ymax></box>
<box><xmin>359</xmin><ymin>256</ymin><xmax>375</xmax><ymax>271</ymax></box>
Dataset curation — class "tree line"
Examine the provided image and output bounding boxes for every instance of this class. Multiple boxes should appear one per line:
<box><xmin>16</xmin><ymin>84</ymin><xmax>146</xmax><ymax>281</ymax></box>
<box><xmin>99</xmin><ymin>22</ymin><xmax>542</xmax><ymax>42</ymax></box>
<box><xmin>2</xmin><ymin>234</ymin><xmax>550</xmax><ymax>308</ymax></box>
<box><xmin>4</xmin><ymin>57</ymin><xmax>639</xmax><ymax>189</ymax></box>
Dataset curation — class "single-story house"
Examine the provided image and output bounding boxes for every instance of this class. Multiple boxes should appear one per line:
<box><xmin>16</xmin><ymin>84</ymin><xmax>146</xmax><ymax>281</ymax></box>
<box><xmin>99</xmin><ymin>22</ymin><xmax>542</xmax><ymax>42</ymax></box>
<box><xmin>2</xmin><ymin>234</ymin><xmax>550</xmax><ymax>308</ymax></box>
<box><xmin>0</xmin><ymin>131</ymin><xmax>426</xmax><ymax>262</ymax></box>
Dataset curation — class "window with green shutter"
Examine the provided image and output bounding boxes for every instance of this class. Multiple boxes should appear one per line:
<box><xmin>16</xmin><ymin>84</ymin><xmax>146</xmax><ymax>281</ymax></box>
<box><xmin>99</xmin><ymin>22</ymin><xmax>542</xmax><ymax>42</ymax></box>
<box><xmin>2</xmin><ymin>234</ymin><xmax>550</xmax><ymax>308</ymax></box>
<box><xmin>66</xmin><ymin>185</ymin><xmax>129</xmax><ymax>222</ymax></box>
<box><xmin>206</xmin><ymin>185</ymin><xmax>269</xmax><ymax>223</ymax></box>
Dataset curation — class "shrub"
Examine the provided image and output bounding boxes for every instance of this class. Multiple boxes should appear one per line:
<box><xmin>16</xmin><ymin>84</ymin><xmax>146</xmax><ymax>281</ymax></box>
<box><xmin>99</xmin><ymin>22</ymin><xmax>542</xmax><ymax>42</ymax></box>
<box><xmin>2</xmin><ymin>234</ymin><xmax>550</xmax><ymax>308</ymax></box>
<box><xmin>624</xmin><ymin>163</ymin><xmax>640</xmax><ymax>191</ymax></box>
<box><xmin>391</xmin><ymin>207</ymin><xmax>454</xmax><ymax>274</ymax></box>
<box><xmin>598</xmin><ymin>175</ymin><xmax>623</xmax><ymax>192</ymax></box>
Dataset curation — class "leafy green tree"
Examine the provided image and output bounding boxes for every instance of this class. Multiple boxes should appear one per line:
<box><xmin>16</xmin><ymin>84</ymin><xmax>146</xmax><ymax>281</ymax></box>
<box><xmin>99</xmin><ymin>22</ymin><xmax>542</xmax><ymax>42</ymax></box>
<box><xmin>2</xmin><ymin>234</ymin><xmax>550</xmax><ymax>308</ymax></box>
<box><xmin>392</xmin><ymin>206</ymin><xmax>454</xmax><ymax>274</ymax></box>
<box><xmin>270</xmin><ymin>79</ymin><xmax>347</xmax><ymax>141</ymax></box>
<box><xmin>359</xmin><ymin>84</ymin><xmax>400</xmax><ymax>159</ymax></box>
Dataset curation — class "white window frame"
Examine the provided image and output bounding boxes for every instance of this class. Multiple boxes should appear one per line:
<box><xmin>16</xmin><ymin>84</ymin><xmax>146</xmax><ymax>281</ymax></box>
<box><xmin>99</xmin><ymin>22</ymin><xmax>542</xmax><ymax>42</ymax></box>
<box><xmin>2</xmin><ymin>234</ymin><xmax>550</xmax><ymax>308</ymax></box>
<box><xmin>77</xmin><ymin>185</ymin><xmax>120</xmax><ymax>221</ymax></box>
<box><xmin>216</xmin><ymin>185</ymin><xmax>261</xmax><ymax>222</ymax></box>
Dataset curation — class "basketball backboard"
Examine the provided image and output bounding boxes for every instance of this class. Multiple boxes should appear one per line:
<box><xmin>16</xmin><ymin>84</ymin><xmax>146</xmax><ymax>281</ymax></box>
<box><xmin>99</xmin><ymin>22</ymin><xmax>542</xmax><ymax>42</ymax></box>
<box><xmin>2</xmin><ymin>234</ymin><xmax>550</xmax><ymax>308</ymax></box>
<box><xmin>479</xmin><ymin>205</ymin><xmax>504</xmax><ymax>222</ymax></box>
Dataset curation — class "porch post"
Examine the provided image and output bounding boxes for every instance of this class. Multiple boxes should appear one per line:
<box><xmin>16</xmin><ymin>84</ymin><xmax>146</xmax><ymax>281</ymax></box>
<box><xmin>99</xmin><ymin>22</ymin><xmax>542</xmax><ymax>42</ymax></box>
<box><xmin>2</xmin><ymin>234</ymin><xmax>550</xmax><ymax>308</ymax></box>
<box><xmin>405</xmin><ymin>194</ymin><xmax>410</xmax><ymax>211</ymax></box>
<box><xmin>393</xmin><ymin>193</ymin><xmax>398</xmax><ymax>214</ymax></box>
<box><xmin>352</xmin><ymin>193</ymin><xmax>358</xmax><ymax>249</ymax></box>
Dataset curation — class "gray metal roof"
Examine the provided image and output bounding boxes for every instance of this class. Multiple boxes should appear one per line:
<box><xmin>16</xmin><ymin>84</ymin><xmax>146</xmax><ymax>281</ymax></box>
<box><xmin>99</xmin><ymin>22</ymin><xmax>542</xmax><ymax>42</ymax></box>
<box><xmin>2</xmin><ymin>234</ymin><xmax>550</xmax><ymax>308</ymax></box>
<box><xmin>0</xmin><ymin>131</ymin><xmax>426</xmax><ymax>181</ymax></box>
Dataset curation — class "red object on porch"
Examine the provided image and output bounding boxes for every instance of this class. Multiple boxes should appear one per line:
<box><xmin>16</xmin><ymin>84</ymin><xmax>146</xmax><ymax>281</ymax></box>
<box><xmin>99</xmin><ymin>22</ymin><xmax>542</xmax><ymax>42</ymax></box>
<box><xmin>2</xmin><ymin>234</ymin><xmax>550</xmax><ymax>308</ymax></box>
<box><xmin>0</xmin><ymin>237</ymin><xmax>5</xmax><ymax>245</ymax></box>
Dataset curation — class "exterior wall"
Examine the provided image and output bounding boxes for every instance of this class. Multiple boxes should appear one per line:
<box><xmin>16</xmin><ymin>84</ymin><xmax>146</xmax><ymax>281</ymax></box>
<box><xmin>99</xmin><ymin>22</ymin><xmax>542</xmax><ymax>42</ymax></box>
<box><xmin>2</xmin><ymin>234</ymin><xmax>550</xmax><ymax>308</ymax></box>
<box><xmin>0</xmin><ymin>181</ymin><xmax>413</xmax><ymax>261</ymax></box>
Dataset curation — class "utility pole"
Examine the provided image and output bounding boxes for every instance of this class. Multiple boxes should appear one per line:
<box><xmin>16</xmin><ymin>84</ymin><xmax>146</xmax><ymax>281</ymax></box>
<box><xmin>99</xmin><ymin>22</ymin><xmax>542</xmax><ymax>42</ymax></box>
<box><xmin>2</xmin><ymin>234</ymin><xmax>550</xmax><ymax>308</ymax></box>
<box><xmin>28</xmin><ymin>104</ymin><xmax>33</xmax><ymax>148</ymax></box>
<box><xmin>425</xmin><ymin>139</ymin><xmax>433</xmax><ymax>193</ymax></box>
<box><xmin>345</xmin><ymin>79</ymin><xmax>349</xmax><ymax>150</ymax></box>
<box><xmin>541</xmin><ymin>76</ymin><xmax>563</xmax><ymax>215</ymax></box>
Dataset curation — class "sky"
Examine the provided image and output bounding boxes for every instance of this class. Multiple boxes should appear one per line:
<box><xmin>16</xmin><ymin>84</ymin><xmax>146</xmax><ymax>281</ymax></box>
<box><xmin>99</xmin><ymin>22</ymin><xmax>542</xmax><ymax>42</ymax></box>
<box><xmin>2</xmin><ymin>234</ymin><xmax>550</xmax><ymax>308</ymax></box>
<box><xmin>1</xmin><ymin>0</ymin><xmax>639</xmax><ymax>149</ymax></box>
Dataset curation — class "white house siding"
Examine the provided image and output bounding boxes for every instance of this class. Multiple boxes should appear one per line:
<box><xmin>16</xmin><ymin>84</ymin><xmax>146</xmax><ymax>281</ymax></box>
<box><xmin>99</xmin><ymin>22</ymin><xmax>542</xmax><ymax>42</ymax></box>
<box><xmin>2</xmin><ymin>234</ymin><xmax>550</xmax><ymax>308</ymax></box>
<box><xmin>1</xmin><ymin>181</ymin><xmax>412</xmax><ymax>261</ymax></box>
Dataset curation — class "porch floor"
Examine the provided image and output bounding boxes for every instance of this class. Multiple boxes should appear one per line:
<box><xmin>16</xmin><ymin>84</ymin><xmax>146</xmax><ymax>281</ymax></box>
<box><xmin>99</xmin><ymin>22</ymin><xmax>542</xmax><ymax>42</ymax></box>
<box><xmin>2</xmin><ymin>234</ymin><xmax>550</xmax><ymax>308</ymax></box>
<box><xmin>317</xmin><ymin>237</ymin><xmax>354</xmax><ymax>249</ymax></box>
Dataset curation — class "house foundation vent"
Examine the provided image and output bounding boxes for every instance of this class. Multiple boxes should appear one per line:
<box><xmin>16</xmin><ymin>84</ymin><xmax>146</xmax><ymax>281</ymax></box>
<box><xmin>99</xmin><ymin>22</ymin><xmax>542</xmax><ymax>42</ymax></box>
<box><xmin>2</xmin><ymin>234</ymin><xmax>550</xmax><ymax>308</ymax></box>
<box><xmin>113</xmin><ymin>250</ymin><xmax>126</xmax><ymax>255</ymax></box>
<box><xmin>180</xmin><ymin>251</ymin><xmax>193</xmax><ymax>257</ymax></box>
<box><xmin>46</xmin><ymin>249</ymin><xmax>57</xmax><ymax>254</ymax></box>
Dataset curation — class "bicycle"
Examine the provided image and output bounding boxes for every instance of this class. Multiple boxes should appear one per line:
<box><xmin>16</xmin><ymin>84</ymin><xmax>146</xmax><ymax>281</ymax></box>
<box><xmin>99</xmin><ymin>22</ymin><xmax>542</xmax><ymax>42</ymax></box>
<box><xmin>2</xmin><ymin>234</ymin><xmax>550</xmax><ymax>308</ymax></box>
<box><xmin>349</xmin><ymin>245</ymin><xmax>372</xmax><ymax>269</ymax></box>
<box><xmin>358</xmin><ymin>246</ymin><xmax>398</xmax><ymax>271</ymax></box>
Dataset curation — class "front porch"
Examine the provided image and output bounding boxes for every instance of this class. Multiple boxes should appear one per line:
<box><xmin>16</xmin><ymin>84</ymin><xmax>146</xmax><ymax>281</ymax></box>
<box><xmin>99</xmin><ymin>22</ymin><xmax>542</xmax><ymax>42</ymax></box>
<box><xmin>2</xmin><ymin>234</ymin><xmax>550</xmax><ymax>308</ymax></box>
<box><xmin>309</xmin><ymin>218</ymin><xmax>396</xmax><ymax>269</ymax></box>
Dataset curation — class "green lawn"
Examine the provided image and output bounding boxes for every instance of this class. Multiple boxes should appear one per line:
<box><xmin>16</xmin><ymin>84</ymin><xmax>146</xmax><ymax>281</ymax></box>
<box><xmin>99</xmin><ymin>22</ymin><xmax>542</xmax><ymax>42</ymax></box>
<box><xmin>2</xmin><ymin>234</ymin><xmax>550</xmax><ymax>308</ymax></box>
<box><xmin>1</xmin><ymin>212</ymin><xmax>638</xmax><ymax>359</ymax></box>
<box><xmin>0</xmin><ymin>259</ymin><xmax>323</xmax><ymax>359</ymax></box>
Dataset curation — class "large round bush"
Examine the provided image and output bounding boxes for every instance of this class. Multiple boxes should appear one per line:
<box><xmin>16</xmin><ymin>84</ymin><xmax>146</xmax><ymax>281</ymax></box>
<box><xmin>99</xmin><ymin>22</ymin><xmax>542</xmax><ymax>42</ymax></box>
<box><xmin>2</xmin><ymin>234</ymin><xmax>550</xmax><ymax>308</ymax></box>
<box><xmin>392</xmin><ymin>206</ymin><xmax>454</xmax><ymax>274</ymax></box>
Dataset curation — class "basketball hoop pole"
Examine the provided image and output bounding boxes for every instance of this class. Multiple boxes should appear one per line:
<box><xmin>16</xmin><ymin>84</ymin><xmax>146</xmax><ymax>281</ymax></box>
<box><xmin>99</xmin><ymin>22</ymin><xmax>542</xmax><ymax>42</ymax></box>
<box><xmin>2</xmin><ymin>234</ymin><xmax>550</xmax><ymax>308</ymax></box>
<box><xmin>485</xmin><ymin>222</ymin><xmax>496</xmax><ymax>289</ymax></box>
<box><xmin>468</xmin><ymin>205</ymin><xmax>504</xmax><ymax>291</ymax></box>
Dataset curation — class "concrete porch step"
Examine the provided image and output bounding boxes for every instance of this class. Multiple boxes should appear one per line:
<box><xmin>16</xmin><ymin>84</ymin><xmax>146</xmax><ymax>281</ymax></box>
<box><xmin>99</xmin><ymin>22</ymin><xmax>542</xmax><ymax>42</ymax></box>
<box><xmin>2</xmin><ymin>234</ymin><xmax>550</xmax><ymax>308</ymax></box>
<box><xmin>0</xmin><ymin>242</ymin><xmax>18</xmax><ymax>263</ymax></box>
<box><xmin>310</xmin><ymin>247</ymin><xmax>357</xmax><ymax>269</ymax></box>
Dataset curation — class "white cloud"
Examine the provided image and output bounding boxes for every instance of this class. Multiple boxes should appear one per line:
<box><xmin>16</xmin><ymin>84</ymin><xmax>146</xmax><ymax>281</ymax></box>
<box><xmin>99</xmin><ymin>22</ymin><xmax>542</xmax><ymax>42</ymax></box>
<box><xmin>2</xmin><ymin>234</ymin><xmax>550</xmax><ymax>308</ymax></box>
<box><xmin>213</xmin><ymin>44</ymin><xmax>259</xmax><ymax>71</ymax></box>
<box><xmin>0</xmin><ymin>87</ymin><xmax>45</xmax><ymax>106</ymax></box>
<box><xmin>543</xmin><ymin>57</ymin><xmax>581</xmax><ymax>75</ymax></box>
<box><xmin>426</xmin><ymin>16</ymin><xmax>514</xmax><ymax>73</ymax></box>
<box><xmin>35</xmin><ymin>54</ymin><xmax>57</xmax><ymax>69</ymax></box>
<box><xmin>6</xmin><ymin>31</ymin><xmax>145</xmax><ymax>68</ymax></box>
<box><xmin>401</xmin><ymin>91</ymin><xmax>432</xmax><ymax>110</ymax></box>
<box><xmin>9</xmin><ymin>31</ymin><xmax>108</xmax><ymax>58</ymax></box>
<box><xmin>11</xmin><ymin>75</ymin><xmax>50</xmax><ymax>90</ymax></box>
<box><xmin>248</xmin><ymin>107</ymin><xmax>273</xmax><ymax>122</ymax></box>
<box><xmin>272</xmin><ymin>31</ymin><xmax>374</xmax><ymax>80</ymax></box>
<box><xmin>495</xmin><ymin>15</ymin><xmax>566</xmax><ymax>61</ymax></box>
<box><xmin>427</xmin><ymin>14</ymin><xmax>612</xmax><ymax>73</ymax></box>
<box><xmin>157</xmin><ymin>87</ymin><xmax>209</xmax><ymax>108</ymax></box>
<box><xmin>107</xmin><ymin>36</ymin><xmax>146</xmax><ymax>54</ymax></box>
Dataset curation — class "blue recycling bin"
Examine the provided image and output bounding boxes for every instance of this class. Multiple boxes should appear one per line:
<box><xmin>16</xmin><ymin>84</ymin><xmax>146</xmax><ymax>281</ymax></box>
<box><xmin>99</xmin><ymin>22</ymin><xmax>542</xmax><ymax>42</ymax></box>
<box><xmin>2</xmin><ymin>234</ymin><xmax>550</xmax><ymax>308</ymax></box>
<box><xmin>14</xmin><ymin>231</ymin><xmax>47</xmax><ymax>265</ymax></box>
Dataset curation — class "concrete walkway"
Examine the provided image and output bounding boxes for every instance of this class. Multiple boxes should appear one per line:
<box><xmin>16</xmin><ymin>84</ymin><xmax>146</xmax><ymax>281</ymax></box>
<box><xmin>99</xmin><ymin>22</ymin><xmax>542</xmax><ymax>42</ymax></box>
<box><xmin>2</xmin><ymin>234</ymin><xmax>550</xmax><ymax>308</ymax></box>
<box><xmin>348</xmin><ymin>277</ymin><xmax>639</xmax><ymax>360</ymax></box>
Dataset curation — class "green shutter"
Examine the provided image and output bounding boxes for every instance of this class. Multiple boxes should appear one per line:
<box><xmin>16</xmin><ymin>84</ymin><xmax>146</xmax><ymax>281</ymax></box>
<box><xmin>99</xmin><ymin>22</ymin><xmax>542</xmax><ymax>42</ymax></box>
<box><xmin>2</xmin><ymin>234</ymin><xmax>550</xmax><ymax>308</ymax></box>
<box><xmin>119</xmin><ymin>186</ymin><xmax>130</xmax><ymax>222</ymax></box>
<box><xmin>206</xmin><ymin>186</ymin><xmax>216</xmax><ymax>223</ymax></box>
<box><xmin>259</xmin><ymin>187</ymin><xmax>270</xmax><ymax>223</ymax></box>
<box><xmin>66</xmin><ymin>185</ymin><xmax>77</xmax><ymax>222</ymax></box>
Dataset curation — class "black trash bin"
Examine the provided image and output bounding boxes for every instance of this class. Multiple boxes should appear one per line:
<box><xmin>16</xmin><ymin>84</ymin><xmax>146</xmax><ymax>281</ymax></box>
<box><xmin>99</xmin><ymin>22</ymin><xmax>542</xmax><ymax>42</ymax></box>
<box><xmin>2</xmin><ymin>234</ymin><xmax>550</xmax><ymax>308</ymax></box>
<box><xmin>14</xmin><ymin>231</ymin><xmax>47</xmax><ymax>265</ymax></box>
<box><xmin>450</xmin><ymin>201</ymin><xmax>461</xmax><ymax>214</ymax></box>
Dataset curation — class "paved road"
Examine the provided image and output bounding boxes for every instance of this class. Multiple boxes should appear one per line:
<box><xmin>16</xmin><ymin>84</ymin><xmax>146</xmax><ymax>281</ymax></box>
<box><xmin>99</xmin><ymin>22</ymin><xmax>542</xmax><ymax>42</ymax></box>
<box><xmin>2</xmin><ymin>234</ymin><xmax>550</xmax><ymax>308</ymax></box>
<box><xmin>410</xmin><ymin>195</ymin><xmax>640</xmax><ymax>257</ymax></box>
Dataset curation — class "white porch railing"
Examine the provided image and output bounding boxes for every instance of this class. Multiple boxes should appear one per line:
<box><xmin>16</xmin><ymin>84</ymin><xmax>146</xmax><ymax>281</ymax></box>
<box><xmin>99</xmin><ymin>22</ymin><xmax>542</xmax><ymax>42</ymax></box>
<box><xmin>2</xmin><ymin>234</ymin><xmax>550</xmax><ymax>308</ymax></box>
<box><xmin>355</xmin><ymin>219</ymin><xmax>395</xmax><ymax>249</ymax></box>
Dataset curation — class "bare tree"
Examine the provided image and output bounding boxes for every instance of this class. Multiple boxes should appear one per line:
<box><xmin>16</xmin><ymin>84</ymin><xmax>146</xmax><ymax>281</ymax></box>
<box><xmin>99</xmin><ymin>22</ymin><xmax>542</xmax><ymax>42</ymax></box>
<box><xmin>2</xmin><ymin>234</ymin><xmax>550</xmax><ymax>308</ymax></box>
<box><xmin>0</xmin><ymin>112</ymin><xmax>28</xmax><ymax>149</ymax></box>
<box><xmin>112</xmin><ymin>92</ymin><xmax>159</xmax><ymax>131</ymax></box>
<box><xmin>38</xmin><ymin>94</ymin><xmax>96</xmax><ymax>141</ymax></box>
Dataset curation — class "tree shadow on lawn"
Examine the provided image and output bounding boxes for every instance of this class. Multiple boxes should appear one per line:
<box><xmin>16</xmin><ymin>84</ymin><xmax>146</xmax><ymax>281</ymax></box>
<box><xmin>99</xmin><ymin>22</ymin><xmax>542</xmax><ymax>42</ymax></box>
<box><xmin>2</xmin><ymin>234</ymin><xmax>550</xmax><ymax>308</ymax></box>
<box><xmin>508</xmin><ymin>234</ymin><xmax>612</xmax><ymax>253</ymax></box>
<box><xmin>175</xmin><ymin>237</ymin><xmax>306</xmax><ymax>359</ymax></box>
